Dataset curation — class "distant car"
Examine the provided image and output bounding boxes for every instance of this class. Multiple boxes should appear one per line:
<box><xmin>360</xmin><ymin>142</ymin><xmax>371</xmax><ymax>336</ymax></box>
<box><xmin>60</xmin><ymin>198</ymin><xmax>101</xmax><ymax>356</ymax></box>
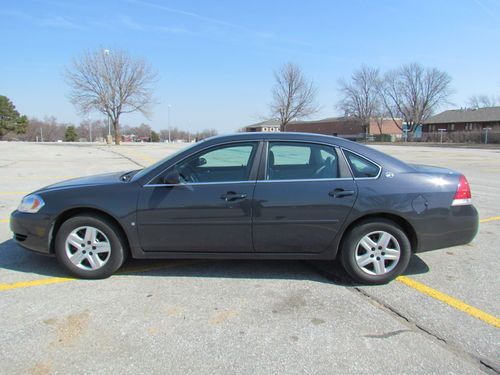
<box><xmin>10</xmin><ymin>132</ymin><xmax>478</xmax><ymax>284</ymax></box>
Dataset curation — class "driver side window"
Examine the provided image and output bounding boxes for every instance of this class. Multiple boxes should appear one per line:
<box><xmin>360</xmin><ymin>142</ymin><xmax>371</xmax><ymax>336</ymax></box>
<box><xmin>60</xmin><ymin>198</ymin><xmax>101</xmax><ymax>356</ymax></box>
<box><xmin>174</xmin><ymin>142</ymin><xmax>257</xmax><ymax>183</ymax></box>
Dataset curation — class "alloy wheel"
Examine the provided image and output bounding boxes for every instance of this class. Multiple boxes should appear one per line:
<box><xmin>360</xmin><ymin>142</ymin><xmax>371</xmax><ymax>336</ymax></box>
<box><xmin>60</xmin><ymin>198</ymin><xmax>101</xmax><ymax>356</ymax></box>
<box><xmin>65</xmin><ymin>226</ymin><xmax>111</xmax><ymax>271</ymax></box>
<box><xmin>355</xmin><ymin>231</ymin><xmax>401</xmax><ymax>275</ymax></box>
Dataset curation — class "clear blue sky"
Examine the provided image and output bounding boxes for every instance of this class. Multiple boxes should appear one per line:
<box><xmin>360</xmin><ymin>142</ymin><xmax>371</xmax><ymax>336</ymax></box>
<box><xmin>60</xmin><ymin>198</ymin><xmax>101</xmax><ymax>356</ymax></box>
<box><xmin>1</xmin><ymin>0</ymin><xmax>499</xmax><ymax>133</ymax></box>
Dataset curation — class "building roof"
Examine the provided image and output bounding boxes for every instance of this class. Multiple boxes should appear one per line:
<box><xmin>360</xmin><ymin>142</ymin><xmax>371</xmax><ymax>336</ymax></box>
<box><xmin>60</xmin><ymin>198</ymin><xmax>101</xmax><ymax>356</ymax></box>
<box><xmin>246</xmin><ymin>116</ymin><xmax>402</xmax><ymax>129</ymax></box>
<box><xmin>246</xmin><ymin>117</ymin><xmax>355</xmax><ymax>128</ymax></box>
<box><xmin>423</xmin><ymin>107</ymin><xmax>500</xmax><ymax>124</ymax></box>
<box><xmin>245</xmin><ymin>119</ymin><xmax>281</xmax><ymax>129</ymax></box>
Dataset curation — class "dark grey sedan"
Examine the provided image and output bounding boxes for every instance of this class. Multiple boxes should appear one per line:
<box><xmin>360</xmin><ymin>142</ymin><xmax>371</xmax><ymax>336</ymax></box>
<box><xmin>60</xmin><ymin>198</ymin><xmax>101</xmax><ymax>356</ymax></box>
<box><xmin>10</xmin><ymin>132</ymin><xmax>478</xmax><ymax>284</ymax></box>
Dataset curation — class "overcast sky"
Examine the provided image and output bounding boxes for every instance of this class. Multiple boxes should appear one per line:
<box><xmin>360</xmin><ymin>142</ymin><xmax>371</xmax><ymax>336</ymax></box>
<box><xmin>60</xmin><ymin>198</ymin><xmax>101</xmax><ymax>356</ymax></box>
<box><xmin>1</xmin><ymin>0</ymin><xmax>499</xmax><ymax>133</ymax></box>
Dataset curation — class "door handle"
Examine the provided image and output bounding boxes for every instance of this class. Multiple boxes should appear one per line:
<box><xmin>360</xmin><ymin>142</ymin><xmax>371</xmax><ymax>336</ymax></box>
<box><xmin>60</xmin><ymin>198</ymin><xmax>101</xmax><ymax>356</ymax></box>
<box><xmin>329</xmin><ymin>188</ymin><xmax>355</xmax><ymax>198</ymax></box>
<box><xmin>220</xmin><ymin>191</ymin><xmax>247</xmax><ymax>202</ymax></box>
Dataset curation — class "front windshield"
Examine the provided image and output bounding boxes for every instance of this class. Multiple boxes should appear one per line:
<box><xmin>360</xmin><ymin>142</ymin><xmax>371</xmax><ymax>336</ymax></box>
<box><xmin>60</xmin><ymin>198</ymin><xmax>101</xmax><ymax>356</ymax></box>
<box><xmin>131</xmin><ymin>143</ymin><xmax>198</xmax><ymax>181</ymax></box>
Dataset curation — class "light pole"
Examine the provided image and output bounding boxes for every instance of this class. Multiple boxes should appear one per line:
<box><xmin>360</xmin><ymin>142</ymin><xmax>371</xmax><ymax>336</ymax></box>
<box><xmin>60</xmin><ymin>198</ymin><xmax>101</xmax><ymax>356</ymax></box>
<box><xmin>438</xmin><ymin>128</ymin><xmax>446</xmax><ymax>143</ymax></box>
<box><xmin>89</xmin><ymin>121</ymin><xmax>92</xmax><ymax>142</ymax></box>
<box><xmin>168</xmin><ymin>104</ymin><xmax>172</xmax><ymax>143</ymax></box>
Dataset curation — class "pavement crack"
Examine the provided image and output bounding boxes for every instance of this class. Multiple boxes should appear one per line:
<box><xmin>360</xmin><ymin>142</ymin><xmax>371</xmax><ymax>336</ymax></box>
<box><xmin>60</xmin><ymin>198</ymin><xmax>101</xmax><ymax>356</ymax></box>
<box><xmin>364</xmin><ymin>329</ymin><xmax>410</xmax><ymax>339</ymax></box>
<box><xmin>303</xmin><ymin>261</ymin><xmax>498</xmax><ymax>373</ymax></box>
<box><xmin>351</xmin><ymin>286</ymin><xmax>498</xmax><ymax>374</ymax></box>
<box><xmin>95</xmin><ymin>147</ymin><xmax>146</xmax><ymax>168</ymax></box>
<box><xmin>480</xmin><ymin>360</ymin><xmax>500</xmax><ymax>375</ymax></box>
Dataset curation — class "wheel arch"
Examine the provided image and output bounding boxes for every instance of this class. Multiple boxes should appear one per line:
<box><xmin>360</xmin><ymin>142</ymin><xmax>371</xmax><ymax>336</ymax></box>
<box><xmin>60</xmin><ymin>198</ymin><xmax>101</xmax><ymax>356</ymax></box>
<box><xmin>49</xmin><ymin>207</ymin><xmax>131</xmax><ymax>255</ymax></box>
<box><xmin>338</xmin><ymin>213</ymin><xmax>418</xmax><ymax>255</ymax></box>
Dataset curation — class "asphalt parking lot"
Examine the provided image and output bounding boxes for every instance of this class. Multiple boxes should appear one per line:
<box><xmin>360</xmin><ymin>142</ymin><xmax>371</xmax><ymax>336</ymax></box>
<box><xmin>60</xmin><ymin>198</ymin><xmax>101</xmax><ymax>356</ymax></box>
<box><xmin>0</xmin><ymin>141</ymin><xmax>498</xmax><ymax>374</ymax></box>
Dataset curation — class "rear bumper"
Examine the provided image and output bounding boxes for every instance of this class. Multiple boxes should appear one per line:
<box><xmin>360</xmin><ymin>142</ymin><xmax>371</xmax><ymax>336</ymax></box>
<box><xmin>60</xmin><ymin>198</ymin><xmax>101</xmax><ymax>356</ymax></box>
<box><xmin>414</xmin><ymin>204</ymin><xmax>479</xmax><ymax>253</ymax></box>
<box><xmin>10</xmin><ymin>210</ymin><xmax>52</xmax><ymax>254</ymax></box>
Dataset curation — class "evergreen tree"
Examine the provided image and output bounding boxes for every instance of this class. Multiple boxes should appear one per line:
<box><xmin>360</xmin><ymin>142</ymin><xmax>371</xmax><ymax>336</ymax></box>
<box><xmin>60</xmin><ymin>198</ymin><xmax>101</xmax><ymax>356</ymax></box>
<box><xmin>65</xmin><ymin>125</ymin><xmax>78</xmax><ymax>142</ymax></box>
<box><xmin>0</xmin><ymin>95</ymin><xmax>28</xmax><ymax>137</ymax></box>
<box><xmin>150</xmin><ymin>130</ymin><xmax>160</xmax><ymax>142</ymax></box>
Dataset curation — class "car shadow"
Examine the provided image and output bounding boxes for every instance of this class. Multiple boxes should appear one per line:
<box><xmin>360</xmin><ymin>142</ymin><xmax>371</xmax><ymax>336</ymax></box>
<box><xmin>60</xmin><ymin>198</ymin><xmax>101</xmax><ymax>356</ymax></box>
<box><xmin>0</xmin><ymin>239</ymin><xmax>429</xmax><ymax>286</ymax></box>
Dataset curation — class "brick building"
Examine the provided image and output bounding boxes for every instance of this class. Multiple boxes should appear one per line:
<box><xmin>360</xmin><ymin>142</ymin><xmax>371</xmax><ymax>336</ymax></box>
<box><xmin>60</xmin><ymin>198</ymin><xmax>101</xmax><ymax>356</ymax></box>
<box><xmin>244</xmin><ymin>117</ymin><xmax>402</xmax><ymax>140</ymax></box>
<box><xmin>423</xmin><ymin>107</ymin><xmax>500</xmax><ymax>133</ymax></box>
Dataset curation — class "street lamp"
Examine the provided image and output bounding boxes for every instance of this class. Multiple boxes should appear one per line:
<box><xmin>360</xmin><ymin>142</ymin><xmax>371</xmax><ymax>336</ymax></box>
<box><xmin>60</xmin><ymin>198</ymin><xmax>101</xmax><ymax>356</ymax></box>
<box><xmin>484</xmin><ymin>127</ymin><xmax>492</xmax><ymax>144</ymax></box>
<box><xmin>438</xmin><ymin>128</ymin><xmax>446</xmax><ymax>143</ymax></box>
<box><xmin>168</xmin><ymin>104</ymin><xmax>172</xmax><ymax>143</ymax></box>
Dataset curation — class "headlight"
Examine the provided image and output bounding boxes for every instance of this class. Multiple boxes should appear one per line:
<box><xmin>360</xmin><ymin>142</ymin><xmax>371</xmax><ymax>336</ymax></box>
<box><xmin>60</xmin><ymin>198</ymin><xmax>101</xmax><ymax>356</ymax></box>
<box><xmin>18</xmin><ymin>194</ymin><xmax>45</xmax><ymax>213</ymax></box>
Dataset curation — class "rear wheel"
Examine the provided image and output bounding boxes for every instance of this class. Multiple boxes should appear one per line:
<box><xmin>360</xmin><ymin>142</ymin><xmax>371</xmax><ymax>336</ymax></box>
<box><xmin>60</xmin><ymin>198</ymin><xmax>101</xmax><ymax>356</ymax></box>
<box><xmin>340</xmin><ymin>219</ymin><xmax>411</xmax><ymax>285</ymax></box>
<box><xmin>55</xmin><ymin>215</ymin><xmax>127</xmax><ymax>279</ymax></box>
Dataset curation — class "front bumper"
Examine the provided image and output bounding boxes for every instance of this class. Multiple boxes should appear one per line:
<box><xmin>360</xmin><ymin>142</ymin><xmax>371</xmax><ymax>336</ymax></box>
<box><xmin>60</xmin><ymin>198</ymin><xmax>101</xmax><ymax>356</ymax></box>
<box><xmin>10</xmin><ymin>210</ymin><xmax>53</xmax><ymax>254</ymax></box>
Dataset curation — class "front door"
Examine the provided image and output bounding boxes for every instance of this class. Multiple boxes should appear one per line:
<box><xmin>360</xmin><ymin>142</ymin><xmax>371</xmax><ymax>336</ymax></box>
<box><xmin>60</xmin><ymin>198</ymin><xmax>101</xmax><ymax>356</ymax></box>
<box><xmin>252</xmin><ymin>141</ymin><xmax>357</xmax><ymax>253</ymax></box>
<box><xmin>137</xmin><ymin>142</ymin><xmax>259</xmax><ymax>252</ymax></box>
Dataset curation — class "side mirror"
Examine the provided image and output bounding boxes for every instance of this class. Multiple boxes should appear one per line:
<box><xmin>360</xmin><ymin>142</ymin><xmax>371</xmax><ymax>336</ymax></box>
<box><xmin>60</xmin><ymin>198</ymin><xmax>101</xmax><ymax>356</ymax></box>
<box><xmin>163</xmin><ymin>170</ymin><xmax>180</xmax><ymax>185</ymax></box>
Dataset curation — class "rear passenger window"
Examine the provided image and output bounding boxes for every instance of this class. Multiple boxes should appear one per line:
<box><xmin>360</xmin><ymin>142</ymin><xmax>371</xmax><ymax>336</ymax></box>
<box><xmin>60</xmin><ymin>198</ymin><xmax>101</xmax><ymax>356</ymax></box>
<box><xmin>344</xmin><ymin>150</ymin><xmax>380</xmax><ymax>178</ymax></box>
<box><xmin>267</xmin><ymin>142</ymin><xmax>339</xmax><ymax>180</ymax></box>
<box><xmin>271</xmin><ymin>145</ymin><xmax>311</xmax><ymax>165</ymax></box>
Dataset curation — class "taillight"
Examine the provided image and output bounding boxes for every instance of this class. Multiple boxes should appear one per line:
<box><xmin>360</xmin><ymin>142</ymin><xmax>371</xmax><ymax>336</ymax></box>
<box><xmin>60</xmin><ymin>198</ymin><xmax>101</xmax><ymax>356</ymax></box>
<box><xmin>451</xmin><ymin>175</ymin><xmax>472</xmax><ymax>206</ymax></box>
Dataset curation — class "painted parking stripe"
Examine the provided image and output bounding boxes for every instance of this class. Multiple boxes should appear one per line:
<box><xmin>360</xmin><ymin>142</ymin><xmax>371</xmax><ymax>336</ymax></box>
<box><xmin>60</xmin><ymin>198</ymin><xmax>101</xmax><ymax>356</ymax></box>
<box><xmin>0</xmin><ymin>277</ymin><xmax>74</xmax><ymax>291</ymax></box>
<box><xmin>0</xmin><ymin>192</ymin><xmax>28</xmax><ymax>195</ymax></box>
<box><xmin>0</xmin><ymin>261</ymin><xmax>202</xmax><ymax>292</ymax></box>
<box><xmin>397</xmin><ymin>276</ymin><xmax>500</xmax><ymax>328</ymax></box>
<box><xmin>0</xmin><ymin>219</ymin><xmax>9</xmax><ymax>223</ymax></box>
<box><xmin>479</xmin><ymin>216</ymin><xmax>500</xmax><ymax>223</ymax></box>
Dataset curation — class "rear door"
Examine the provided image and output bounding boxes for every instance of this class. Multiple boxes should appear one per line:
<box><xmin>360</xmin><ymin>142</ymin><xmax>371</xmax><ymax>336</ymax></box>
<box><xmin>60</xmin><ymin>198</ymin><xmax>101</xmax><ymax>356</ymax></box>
<box><xmin>252</xmin><ymin>141</ymin><xmax>357</xmax><ymax>253</ymax></box>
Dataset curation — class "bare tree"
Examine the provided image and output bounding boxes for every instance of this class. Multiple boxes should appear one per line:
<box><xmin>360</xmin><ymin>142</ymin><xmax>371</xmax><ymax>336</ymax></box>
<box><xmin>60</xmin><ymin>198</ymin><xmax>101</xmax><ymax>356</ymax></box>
<box><xmin>64</xmin><ymin>48</ymin><xmax>158</xmax><ymax>145</ymax></box>
<box><xmin>270</xmin><ymin>63</ymin><xmax>319</xmax><ymax>131</ymax></box>
<box><xmin>379</xmin><ymin>63</ymin><xmax>452</xmax><ymax>132</ymax></box>
<box><xmin>337</xmin><ymin>65</ymin><xmax>382</xmax><ymax>136</ymax></box>
<box><xmin>467</xmin><ymin>95</ymin><xmax>498</xmax><ymax>109</ymax></box>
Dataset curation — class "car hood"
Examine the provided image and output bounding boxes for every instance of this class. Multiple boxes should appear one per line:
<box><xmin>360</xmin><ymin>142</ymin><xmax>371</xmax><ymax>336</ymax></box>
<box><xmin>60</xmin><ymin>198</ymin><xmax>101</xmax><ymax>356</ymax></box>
<box><xmin>36</xmin><ymin>171</ymin><xmax>128</xmax><ymax>192</ymax></box>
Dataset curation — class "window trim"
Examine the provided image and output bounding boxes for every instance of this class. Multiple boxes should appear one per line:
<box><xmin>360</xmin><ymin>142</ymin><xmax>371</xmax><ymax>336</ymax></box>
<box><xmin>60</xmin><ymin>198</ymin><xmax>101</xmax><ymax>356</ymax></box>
<box><xmin>340</xmin><ymin>148</ymin><xmax>382</xmax><ymax>180</ymax></box>
<box><xmin>260</xmin><ymin>140</ymin><xmax>353</xmax><ymax>182</ymax></box>
<box><xmin>144</xmin><ymin>140</ymin><xmax>262</xmax><ymax>187</ymax></box>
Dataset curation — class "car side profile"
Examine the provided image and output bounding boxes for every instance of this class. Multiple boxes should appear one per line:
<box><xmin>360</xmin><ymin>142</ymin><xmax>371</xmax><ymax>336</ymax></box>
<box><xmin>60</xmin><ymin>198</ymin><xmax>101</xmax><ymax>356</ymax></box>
<box><xmin>10</xmin><ymin>132</ymin><xmax>478</xmax><ymax>284</ymax></box>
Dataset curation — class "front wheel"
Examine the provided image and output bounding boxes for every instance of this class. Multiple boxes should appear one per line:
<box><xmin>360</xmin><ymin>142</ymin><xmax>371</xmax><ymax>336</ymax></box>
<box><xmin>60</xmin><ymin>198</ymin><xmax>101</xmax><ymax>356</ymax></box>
<box><xmin>55</xmin><ymin>215</ymin><xmax>127</xmax><ymax>279</ymax></box>
<box><xmin>340</xmin><ymin>219</ymin><xmax>411</xmax><ymax>285</ymax></box>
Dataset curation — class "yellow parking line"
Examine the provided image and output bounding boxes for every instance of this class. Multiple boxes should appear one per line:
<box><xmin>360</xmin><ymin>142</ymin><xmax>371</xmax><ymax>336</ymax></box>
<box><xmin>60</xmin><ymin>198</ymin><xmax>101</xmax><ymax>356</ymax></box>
<box><xmin>0</xmin><ymin>261</ymin><xmax>202</xmax><ymax>292</ymax></box>
<box><xmin>125</xmin><ymin>151</ymin><xmax>156</xmax><ymax>164</ymax></box>
<box><xmin>0</xmin><ymin>192</ymin><xmax>27</xmax><ymax>195</ymax></box>
<box><xmin>397</xmin><ymin>276</ymin><xmax>500</xmax><ymax>328</ymax></box>
<box><xmin>0</xmin><ymin>277</ymin><xmax>75</xmax><ymax>291</ymax></box>
<box><xmin>0</xmin><ymin>219</ymin><xmax>9</xmax><ymax>223</ymax></box>
<box><xmin>480</xmin><ymin>216</ymin><xmax>500</xmax><ymax>223</ymax></box>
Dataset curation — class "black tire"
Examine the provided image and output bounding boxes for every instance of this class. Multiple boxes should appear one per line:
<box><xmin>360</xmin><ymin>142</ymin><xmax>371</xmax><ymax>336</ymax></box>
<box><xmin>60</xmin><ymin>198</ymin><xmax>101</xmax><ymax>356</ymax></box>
<box><xmin>55</xmin><ymin>214</ymin><xmax>127</xmax><ymax>279</ymax></box>
<box><xmin>340</xmin><ymin>219</ymin><xmax>411</xmax><ymax>285</ymax></box>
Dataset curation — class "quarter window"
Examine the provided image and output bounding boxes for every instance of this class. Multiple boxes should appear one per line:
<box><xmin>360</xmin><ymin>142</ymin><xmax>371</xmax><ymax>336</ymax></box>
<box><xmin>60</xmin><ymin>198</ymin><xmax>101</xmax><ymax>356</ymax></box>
<box><xmin>267</xmin><ymin>142</ymin><xmax>339</xmax><ymax>180</ymax></box>
<box><xmin>343</xmin><ymin>150</ymin><xmax>380</xmax><ymax>178</ymax></box>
